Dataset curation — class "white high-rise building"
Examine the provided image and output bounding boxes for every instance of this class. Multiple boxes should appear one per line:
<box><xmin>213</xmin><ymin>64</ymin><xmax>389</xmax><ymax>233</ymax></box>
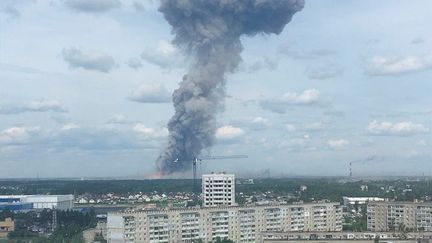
<box><xmin>202</xmin><ymin>172</ymin><xmax>235</xmax><ymax>207</ymax></box>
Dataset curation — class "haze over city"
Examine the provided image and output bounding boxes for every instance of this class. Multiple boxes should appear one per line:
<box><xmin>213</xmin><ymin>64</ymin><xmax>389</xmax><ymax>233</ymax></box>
<box><xmin>1</xmin><ymin>0</ymin><xmax>432</xmax><ymax>178</ymax></box>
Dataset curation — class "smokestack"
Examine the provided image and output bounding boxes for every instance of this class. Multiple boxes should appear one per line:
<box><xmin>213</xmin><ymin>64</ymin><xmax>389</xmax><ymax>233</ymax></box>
<box><xmin>157</xmin><ymin>0</ymin><xmax>305</xmax><ymax>175</ymax></box>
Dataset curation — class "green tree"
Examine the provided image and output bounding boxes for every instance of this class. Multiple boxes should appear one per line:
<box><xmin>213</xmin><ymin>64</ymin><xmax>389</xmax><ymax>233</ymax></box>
<box><xmin>398</xmin><ymin>223</ymin><xmax>408</xmax><ymax>240</ymax></box>
<box><xmin>354</xmin><ymin>201</ymin><xmax>359</xmax><ymax>213</ymax></box>
<box><xmin>210</xmin><ymin>237</ymin><xmax>235</xmax><ymax>243</ymax></box>
<box><xmin>94</xmin><ymin>232</ymin><xmax>107</xmax><ymax>243</ymax></box>
<box><xmin>374</xmin><ymin>235</ymin><xmax>380</xmax><ymax>243</ymax></box>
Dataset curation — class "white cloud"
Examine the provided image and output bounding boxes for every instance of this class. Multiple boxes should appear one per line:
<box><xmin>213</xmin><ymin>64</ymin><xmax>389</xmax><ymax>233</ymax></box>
<box><xmin>133</xmin><ymin>123</ymin><xmax>153</xmax><ymax>134</ymax></box>
<box><xmin>260</xmin><ymin>89</ymin><xmax>321</xmax><ymax>113</ymax></box>
<box><xmin>64</xmin><ymin>0</ymin><xmax>121</xmax><ymax>13</ymax></box>
<box><xmin>27</xmin><ymin>100</ymin><xmax>65</xmax><ymax>112</ymax></box>
<box><xmin>366</xmin><ymin>55</ymin><xmax>432</xmax><ymax>76</ymax></box>
<box><xmin>243</xmin><ymin>56</ymin><xmax>279</xmax><ymax>73</ymax></box>
<box><xmin>61</xmin><ymin>123</ymin><xmax>80</xmax><ymax>131</ymax></box>
<box><xmin>133</xmin><ymin>123</ymin><xmax>168</xmax><ymax>140</ymax></box>
<box><xmin>215</xmin><ymin>125</ymin><xmax>245</xmax><ymax>140</ymax></box>
<box><xmin>0</xmin><ymin>124</ymin><xmax>161</xmax><ymax>153</ymax></box>
<box><xmin>0</xmin><ymin>127</ymin><xmax>28</xmax><ymax>143</ymax></box>
<box><xmin>281</xmin><ymin>89</ymin><xmax>320</xmax><ymax>104</ymax></box>
<box><xmin>0</xmin><ymin>123</ymin><xmax>166</xmax><ymax>153</ymax></box>
<box><xmin>0</xmin><ymin>100</ymin><xmax>67</xmax><ymax>114</ymax></box>
<box><xmin>251</xmin><ymin>117</ymin><xmax>266</xmax><ymax>123</ymax></box>
<box><xmin>285</xmin><ymin>124</ymin><xmax>296</xmax><ymax>132</ymax></box>
<box><xmin>327</xmin><ymin>139</ymin><xmax>349</xmax><ymax>149</ymax></box>
<box><xmin>231</xmin><ymin>117</ymin><xmax>270</xmax><ymax>131</ymax></box>
<box><xmin>0</xmin><ymin>126</ymin><xmax>38</xmax><ymax>145</ymax></box>
<box><xmin>367</xmin><ymin>121</ymin><xmax>429</xmax><ymax>136</ymax></box>
<box><xmin>107</xmin><ymin>114</ymin><xmax>128</xmax><ymax>124</ymax></box>
<box><xmin>132</xmin><ymin>1</ymin><xmax>157</xmax><ymax>11</ymax></box>
<box><xmin>248</xmin><ymin>117</ymin><xmax>270</xmax><ymax>130</ymax></box>
<box><xmin>62</xmin><ymin>47</ymin><xmax>116</xmax><ymax>73</ymax></box>
<box><xmin>251</xmin><ymin>117</ymin><xmax>269</xmax><ymax>126</ymax></box>
<box><xmin>129</xmin><ymin>83</ymin><xmax>171</xmax><ymax>103</ymax></box>
<box><xmin>140</xmin><ymin>40</ymin><xmax>183</xmax><ymax>69</ymax></box>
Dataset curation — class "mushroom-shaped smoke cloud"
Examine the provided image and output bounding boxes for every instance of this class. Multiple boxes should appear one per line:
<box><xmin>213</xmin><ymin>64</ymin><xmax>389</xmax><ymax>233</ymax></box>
<box><xmin>157</xmin><ymin>0</ymin><xmax>305</xmax><ymax>175</ymax></box>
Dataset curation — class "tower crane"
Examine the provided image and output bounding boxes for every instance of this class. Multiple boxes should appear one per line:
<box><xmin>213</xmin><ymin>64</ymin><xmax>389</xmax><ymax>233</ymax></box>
<box><xmin>174</xmin><ymin>155</ymin><xmax>248</xmax><ymax>192</ymax></box>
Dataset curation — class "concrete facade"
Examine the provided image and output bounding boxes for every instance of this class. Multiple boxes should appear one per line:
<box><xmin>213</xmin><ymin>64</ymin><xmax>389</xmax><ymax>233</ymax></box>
<box><xmin>0</xmin><ymin>218</ymin><xmax>14</xmax><ymax>238</ymax></box>
<box><xmin>107</xmin><ymin>202</ymin><xmax>342</xmax><ymax>243</ymax></box>
<box><xmin>202</xmin><ymin>173</ymin><xmax>235</xmax><ymax>207</ymax></box>
<box><xmin>367</xmin><ymin>201</ymin><xmax>432</xmax><ymax>232</ymax></box>
<box><xmin>261</xmin><ymin>231</ymin><xmax>432</xmax><ymax>242</ymax></box>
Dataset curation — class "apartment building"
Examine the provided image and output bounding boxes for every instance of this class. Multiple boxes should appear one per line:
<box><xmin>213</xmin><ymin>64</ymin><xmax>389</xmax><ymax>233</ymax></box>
<box><xmin>367</xmin><ymin>201</ymin><xmax>432</xmax><ymax>232</ymax></box>
<box><xmin>261</xmin><ymin>231</ymin><xmax>432</xmax><ymax>242</ymax></box>
<box><xmin>202</xmin><ymin>173</ymin><xmax>236</xmax><ymax>207</ymax></box>
<box><xmin>107</xmin><ymin>202</ymin><xmax>343</xmax><ymax>243</ymax></box>
<box><xmin>0</xmin><ymin>218</ymin><xmax>14</xmax><ymax>238</ymax></box>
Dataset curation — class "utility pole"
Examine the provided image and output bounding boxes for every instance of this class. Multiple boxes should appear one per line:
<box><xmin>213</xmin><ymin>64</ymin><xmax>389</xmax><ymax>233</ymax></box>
<box><xmin>52</xmin><ymin>208</ymin><xmax>57</xmax><ymax>232</ymax></box>
<box><xmin>192</xmin><ymin>158</ymin><xmax>198</xmax><ymax>193</ymax></box>
<box><xmin>349</xmin><ymin>162</ymin><xmax>352</xmax><ymax>178</ymax></box>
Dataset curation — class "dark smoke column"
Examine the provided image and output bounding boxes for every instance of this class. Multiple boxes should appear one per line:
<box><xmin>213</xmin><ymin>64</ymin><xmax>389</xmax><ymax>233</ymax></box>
<box><xmin>157</xmin><ymin>0</ymin><xmax>305</xmax><ymax>175</ymax></box>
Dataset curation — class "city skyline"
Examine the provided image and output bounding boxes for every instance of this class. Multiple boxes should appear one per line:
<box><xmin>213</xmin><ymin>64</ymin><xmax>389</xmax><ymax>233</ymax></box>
<box><xmin>1</xmin><ymin>0</ymin><xmax>432</xmax><ymax>178</ymax></box>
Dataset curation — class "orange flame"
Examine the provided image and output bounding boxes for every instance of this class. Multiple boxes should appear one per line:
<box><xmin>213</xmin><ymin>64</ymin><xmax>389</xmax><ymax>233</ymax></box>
<box><xmin>149</xmin><ymin>172</ymin><xmax>162</xmax><ymax>179</ymax></box>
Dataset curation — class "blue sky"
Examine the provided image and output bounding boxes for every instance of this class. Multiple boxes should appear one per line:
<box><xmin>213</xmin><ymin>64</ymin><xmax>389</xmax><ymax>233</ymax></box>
<box><xmin>1</xmin><ymin>0</ymin><xmax>431</xmax><ymax>178</ymax></box>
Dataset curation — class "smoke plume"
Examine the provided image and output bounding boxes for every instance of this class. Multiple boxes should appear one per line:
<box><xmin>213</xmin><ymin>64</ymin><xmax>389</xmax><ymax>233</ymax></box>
<box><xmin>157</xmin><ymin>0</ymin><xmax>305</xmax><ymax>175</ymax></box>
